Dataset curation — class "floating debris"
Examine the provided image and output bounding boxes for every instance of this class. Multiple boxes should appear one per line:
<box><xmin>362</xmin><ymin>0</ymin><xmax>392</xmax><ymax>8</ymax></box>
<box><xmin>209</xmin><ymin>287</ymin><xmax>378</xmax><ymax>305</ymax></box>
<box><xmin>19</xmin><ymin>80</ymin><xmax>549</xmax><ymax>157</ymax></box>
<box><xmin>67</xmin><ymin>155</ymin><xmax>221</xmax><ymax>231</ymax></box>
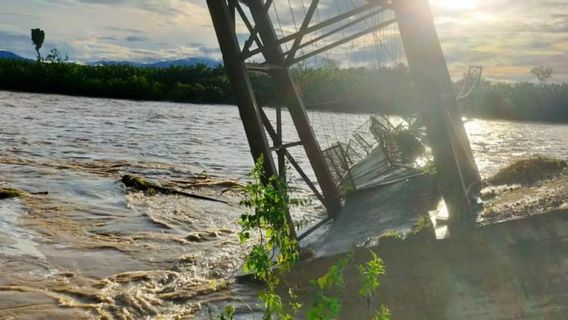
<box><xmin>481</xmin><ymin>157</ymin><xmax>568</xmax><ymax>224</ymax></box>
<box><xmin>488</xmin><ymin>156</ymin><xmax>567</xmax><ymax>186</ymax></box>
<box><xmin>121</xmin><ymin>175</ymin><xmax>228</xmax><ymax>204</ymax></box>
<box><xmin>0</xmin><ymin>187</ymin><xmax>25</xmax><ymax>200</ymax></box>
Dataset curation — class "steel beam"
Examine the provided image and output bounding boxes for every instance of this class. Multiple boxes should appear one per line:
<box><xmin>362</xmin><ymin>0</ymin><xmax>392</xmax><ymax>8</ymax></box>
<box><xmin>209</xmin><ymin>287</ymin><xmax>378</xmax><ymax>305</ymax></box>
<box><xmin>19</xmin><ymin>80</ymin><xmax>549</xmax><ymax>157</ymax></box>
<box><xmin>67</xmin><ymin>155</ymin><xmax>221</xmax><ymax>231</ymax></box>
<box><xmin>248</xmin><ymin>0</ymin><xmax>343</xmax><ymax>218</ymax></box>
<box><xmin>393</xmin><ymin>0</ymin><xmax>481</xmax><ymax>231</ymax></box>
<box><xmin>259</xmin><ymin>108</ymin><xmax>326</xmax><ymax>205</ymax></box>
<box><xmin>206</xmin><ymin>0</ymin><xmax>276</xmax><ymax>180</ymax></box>
<box><xmin>284</xmin><ymin>7</ymin><xmax>388</xmax><ymax>59</ymax></box>
<box><xmin>289</xmin><ymin>18</ymin><xmax>397</xmax><ymax>66</ymax></box>
<box><xmin>242</xmin><ymin>0</ymin><xmax>273</xmax><ymax>56</ymax></box>
<box><xmin>242</xmin><ymin>2</ymin><xmax>383</xmax><ymax>60</ymax></box>
<box><xmin>234</xmin><ymin>1</ymin><xmax>264</xmax><ymax>51</ymax></box>
<box><xmin>285</xmin><ymin>0</ymin><xmax>320</xmax><ymax>63</ymax></box>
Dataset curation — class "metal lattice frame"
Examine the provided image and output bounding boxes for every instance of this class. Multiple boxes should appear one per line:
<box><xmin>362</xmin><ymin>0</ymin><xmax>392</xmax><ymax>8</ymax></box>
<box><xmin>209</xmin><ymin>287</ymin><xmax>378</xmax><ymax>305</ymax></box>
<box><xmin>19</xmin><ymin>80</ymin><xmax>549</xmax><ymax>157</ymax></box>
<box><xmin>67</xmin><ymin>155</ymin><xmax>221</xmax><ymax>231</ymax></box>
<box><xmin>207</xmin><ymin>0</ymin><xmax>482</xmax><ymax>232</ymax></box>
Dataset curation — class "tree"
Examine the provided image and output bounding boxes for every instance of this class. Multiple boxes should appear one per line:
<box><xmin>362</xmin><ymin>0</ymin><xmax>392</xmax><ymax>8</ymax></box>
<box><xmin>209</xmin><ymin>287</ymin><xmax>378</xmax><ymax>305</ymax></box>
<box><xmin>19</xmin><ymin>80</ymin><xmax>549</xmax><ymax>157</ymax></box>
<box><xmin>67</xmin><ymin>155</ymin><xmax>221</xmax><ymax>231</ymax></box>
<box><xmin>45</xmin><ymin>48</ymin><xmax>68</xmax><ymax>63</ymax></box>
<box><xmin>531</xmin><ymin>66</ymin><xmax>553</xmax><ymax>85</ymax></box>
<box><xmin>31</xmin><ymin>28</ymin><xmax>46</xmax><ymax>63</ymax></box>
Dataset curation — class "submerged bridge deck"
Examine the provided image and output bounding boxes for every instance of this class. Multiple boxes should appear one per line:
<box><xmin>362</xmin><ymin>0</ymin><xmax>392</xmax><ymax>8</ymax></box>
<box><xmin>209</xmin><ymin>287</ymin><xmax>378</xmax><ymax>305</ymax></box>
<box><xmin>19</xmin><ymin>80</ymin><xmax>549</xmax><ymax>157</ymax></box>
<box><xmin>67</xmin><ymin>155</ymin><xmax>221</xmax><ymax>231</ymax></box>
<box><xmin>308</xmin><ymin>174</ymin><xmax>438</xmax><ymax>257</ymax></box>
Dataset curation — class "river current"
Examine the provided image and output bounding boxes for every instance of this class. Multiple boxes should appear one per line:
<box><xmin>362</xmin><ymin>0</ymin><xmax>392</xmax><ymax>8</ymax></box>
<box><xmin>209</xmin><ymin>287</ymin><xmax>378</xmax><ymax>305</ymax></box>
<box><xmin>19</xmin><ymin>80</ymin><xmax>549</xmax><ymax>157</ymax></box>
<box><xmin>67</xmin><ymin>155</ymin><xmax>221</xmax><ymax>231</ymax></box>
<box><xmin>0</xmin><ymin>90</ymin><xmax>567</xmax><ymax>319</ymax></box>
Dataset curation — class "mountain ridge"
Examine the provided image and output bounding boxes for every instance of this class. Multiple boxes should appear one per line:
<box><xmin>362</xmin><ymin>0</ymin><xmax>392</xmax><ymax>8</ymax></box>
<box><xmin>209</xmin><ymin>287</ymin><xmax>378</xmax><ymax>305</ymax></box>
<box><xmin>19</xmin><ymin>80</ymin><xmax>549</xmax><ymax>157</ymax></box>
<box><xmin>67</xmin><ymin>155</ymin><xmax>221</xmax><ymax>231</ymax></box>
<box><xmin>0</xmin><ymin>50</ymin><xmax>32</xmax><ymax>61</ymax></box>
<box><xmin>0</xmin><ymin>50</ymin><xmax>220</xmax><ymax>67</ymax></box>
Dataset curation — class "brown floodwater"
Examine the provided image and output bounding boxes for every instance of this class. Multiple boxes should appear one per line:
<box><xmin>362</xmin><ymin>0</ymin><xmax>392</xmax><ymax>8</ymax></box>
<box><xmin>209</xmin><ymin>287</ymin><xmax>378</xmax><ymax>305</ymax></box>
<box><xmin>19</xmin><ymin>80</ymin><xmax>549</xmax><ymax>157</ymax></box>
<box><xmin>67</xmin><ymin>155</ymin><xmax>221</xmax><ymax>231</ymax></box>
<box><xmin>0</xmin><ymin>90</ymin><xmax>567</xmax><ymax>319</ymax></box>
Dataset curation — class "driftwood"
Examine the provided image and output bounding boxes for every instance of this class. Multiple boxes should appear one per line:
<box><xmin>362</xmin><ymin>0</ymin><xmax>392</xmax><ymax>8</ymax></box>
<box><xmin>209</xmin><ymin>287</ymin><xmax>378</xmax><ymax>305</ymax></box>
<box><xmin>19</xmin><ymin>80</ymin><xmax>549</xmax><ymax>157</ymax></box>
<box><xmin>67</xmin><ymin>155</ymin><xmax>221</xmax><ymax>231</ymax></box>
<box><xmin>169</xmin><ymin>178</ymin><xmax>244</xmax><ymax>189</ymax></box>
<box><xmin>121</xmin><ymin>175</ymin><xmax>228</xmax><ymax>204</ymax></box>
<box><xmin>488</xmin><ymin>156</ymin><xmax>567</xmax><ymax>186</ymax></box>
<box><xmin>0</xmin><ymin>188</ymin><xmax>25</xmax><ymax>200</ymax></box>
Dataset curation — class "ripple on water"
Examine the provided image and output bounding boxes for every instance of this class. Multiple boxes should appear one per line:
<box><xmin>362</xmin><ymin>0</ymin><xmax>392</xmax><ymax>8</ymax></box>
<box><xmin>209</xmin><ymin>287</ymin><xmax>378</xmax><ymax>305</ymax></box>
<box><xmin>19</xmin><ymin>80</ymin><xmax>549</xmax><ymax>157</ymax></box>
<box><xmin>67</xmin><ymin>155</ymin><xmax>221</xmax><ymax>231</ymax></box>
<box><xmin>0</xmin><ymin>199</ymin><xmax>44</xmax><ymax>259</ymax></box>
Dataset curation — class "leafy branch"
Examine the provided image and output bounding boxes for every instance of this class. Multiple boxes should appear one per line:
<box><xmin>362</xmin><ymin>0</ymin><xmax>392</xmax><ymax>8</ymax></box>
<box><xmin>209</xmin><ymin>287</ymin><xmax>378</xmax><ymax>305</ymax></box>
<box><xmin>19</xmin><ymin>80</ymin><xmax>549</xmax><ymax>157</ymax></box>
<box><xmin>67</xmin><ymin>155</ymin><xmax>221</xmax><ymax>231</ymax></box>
<box><xmin>212</xmin><ymin>157</ymin><xmax>390</xmax><ymax>319</ymax></box>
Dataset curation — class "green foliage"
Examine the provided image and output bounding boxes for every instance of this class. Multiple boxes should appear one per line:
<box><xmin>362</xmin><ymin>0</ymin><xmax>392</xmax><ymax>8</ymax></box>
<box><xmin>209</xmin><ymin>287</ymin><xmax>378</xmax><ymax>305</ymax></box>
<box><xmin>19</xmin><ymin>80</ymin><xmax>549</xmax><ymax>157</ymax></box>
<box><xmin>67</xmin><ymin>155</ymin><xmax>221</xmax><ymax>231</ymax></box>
<box><xmin>31</xmin><ymin>28</ymin><xmax>45</xmax><ymax>62</ymax></box>
<box><xmin>208</xmin><ymin>305</ymin><xmax>235</xmax><ymax>320</ymax></box>
<box><xmin>307</xmin><ymin>293</ymin><xmax>342</xmax><ymax>320</ymax></box>
<box><xmin>531</xmin><ymin>66</ymin><xmax>553</xmax><ymax>85</ymax></box>
<box><xmin>316</xmin><ymin>255</ymin><xmax>351</xmax><ymax>292</ymax></box>
<box><xmin>372</xmin><ymin>305</ymin><xmax>391</xmax><ymax>320</ymax></box>
<box><xmin>358</xmin><ymin>252</ymin><xmax>385</xmax><ymax>298</ymax></box>
<box><xmin>1</xmin><ymin>59</ymin><xmax>567</xmax><ymax>122</ymax></box>
<box><xmin>359</xmin><ymin>252</ymin><xmax>389</xmax><ymax>320</ymax></box>
<box><xmin>45</xmin><ymin>48</ymin><xmax>68</xmax><ymax>64</ymax></box>
<box><xmin>408</xmin><ymin>214</ymin><xmax>433</xmax><ymax>237</ymax></box>
<box><xmin>307</xmin><ymin>255</ymin><xmax>352</xmax><ymax>320</ymax></box>
<box><xmin>0</xmin><ymin>59</ymin><xmax>232</xmax><ymax>104</ymax></box>
<box><xmin>226</xmin><ymin>158</ymin><xmax>389</xmax><ymax>320</ymax></box>
<box><xmin>294</xmin><ymin>63</ymin><xmax>415</xmax><ymax>114</ymax></box>
<box><xmin>239</xmin><ymin>156</ymin><xmax>299</xmax><ymax>275</ymax></box>
<box><xmin>307</xmin><ymin>252</ymin><xmax>388</xmax><ymax>320</ymax></box>
<box><xmin>380</xmin><ymin>230</ymin><xmax>404</xmax><ymax>241</ymax></box>
<box><xmin>465</xmin><ymin>79</ymin><xmax>568</xmax><ymax>122</ymax></box>
<box><xmin>238</xmin><ymin>156</ymin><xmax>300</xmax><ymax>319</ymax></box>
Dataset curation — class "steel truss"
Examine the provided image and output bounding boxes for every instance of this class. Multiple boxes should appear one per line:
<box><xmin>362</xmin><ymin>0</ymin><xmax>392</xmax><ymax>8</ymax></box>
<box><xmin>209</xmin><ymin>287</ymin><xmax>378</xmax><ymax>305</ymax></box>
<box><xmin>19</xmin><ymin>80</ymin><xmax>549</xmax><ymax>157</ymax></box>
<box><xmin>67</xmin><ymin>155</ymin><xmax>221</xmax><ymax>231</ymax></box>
<box><xmin>207</xmin><ymin>0</ymin><xmax>482</xmax><ymax>233</ymax></box>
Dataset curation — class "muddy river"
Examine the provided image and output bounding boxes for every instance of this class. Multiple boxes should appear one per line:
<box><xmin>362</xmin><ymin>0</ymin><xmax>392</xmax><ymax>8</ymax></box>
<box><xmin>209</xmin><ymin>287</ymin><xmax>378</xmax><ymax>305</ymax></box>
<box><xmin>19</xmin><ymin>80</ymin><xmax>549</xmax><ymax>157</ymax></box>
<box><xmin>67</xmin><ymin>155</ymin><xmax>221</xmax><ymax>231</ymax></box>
<box><xmin>0</xmin><ymin>90</ymin><xmax>567</xmax><ymax>319</ymax></box>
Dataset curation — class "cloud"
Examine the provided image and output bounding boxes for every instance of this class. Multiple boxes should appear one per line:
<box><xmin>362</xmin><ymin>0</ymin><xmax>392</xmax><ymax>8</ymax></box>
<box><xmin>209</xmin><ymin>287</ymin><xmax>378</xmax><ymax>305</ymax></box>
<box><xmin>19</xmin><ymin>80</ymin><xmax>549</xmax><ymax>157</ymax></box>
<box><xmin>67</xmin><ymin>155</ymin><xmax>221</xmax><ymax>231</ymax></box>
<box><xmin>98</xmin><ymin>36</ymin><xmax>118</xmax><ymax>41</ymax></box>
<box><xmin>76</xmin><ymin>0</ymin><xmax>126</xmax><ymax>4</ymax></box>
<box><xmin>107</xmin><ymin>27</ymin><xmax>144</xmax><ymax>34</ymax></box>
<box><xmin>198</xmin><ymin>46</ymin><xmax>219</xmax><ymax>55</ymax></box>
<box><xmin>0</xmin><ymin>0</ymin><xmax>567</xmax><ymax>81</ymax></box>
<box><xmin>125</xmin><ymin>35</ymin><xmax>147</xmax><ymax>42</ymax></box>
<box><xmin>0</xmin><ymin>30</ymin><xmax>35</xmax><ymax>58</ymax></box>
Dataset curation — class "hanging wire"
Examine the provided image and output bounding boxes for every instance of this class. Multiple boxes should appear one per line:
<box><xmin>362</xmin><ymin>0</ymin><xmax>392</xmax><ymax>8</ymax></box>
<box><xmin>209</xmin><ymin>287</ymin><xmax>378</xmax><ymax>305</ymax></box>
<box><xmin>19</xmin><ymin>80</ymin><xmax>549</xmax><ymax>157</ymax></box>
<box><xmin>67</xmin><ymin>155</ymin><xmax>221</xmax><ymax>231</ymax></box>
<box><xmin>287</xmin><ymin>0</ymin><xmax>299</xmax><ymax>30</ymax></box>
<box><xmin>272</xmin><ymin>2</ymin><xmax>290</xmax><ymax>52</ymax></box>
<box><xmin>298</xmin><ymin>0</ymin><xmax>319</xmax><ymax>59</ymax></box>
<box><xmin>280</xmin><ymin>1</ymin><xmax>404</xmax><ymax>149</ymax></box>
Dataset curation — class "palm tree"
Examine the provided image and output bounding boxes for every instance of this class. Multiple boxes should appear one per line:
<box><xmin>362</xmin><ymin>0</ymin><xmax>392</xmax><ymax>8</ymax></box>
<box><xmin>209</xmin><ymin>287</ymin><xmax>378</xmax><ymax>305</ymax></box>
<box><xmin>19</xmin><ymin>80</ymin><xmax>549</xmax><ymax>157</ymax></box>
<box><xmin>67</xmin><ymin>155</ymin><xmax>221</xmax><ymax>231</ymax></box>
<box><xmin>31</xmin><ymin>28</ymin><xmax>45</xmax><ymax>62</ymax></box>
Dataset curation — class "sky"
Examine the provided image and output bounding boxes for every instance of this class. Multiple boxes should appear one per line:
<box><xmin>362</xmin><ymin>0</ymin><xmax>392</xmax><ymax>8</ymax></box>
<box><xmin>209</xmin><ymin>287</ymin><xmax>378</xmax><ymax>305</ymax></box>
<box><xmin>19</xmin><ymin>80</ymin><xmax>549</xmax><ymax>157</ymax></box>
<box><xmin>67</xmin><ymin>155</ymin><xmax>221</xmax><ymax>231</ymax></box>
<box><xmin>0</xmin><ymin>0</ymin><xmax>567</xmax><ymax>82</ymax></box>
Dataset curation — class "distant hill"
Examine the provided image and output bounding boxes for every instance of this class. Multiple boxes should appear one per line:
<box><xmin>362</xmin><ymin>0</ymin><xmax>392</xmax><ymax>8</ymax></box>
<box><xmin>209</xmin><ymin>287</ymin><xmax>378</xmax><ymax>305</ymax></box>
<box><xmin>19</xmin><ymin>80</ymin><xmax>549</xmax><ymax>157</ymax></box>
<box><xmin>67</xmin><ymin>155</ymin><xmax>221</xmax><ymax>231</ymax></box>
<box><xmin>0</xmin><ymin>50</ymin><xmax>220</xmax><ymax>67</ymax></box>
<box><xmin>89</xmin><ymin>57</ymin><xmax>220</xmax><ymax>68</ymax></box>
<box><xmin>87</xmin><ymin>60</ymin><xmax>145</xmax><ymax>67</ymax></box>
<box><xmin>0</xmin><ymin>50</ymin><xmax>32</xmax><ymax>61</ymax></box>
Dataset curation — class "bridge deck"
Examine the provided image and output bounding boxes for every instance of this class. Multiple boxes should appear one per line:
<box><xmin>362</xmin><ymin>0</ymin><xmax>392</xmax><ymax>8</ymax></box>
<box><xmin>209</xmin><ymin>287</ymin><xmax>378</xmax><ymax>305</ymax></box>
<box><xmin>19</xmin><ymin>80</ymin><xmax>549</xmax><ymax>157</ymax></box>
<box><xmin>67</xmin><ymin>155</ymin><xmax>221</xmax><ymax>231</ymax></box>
<box><xmin>301</xmin><ymin>173</ymin><xmax>440</xmax><ymax>258</ymax></box>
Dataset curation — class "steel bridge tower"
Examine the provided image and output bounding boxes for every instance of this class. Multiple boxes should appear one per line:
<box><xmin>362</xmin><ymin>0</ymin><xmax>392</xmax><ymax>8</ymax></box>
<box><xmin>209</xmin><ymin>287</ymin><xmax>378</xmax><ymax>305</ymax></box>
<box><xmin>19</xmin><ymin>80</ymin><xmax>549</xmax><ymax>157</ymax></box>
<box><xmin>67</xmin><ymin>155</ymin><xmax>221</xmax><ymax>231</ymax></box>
<box><xmin>206</xmin><ymin>0</ymin><xmax>481</xmax><ymax>232</ymax></box>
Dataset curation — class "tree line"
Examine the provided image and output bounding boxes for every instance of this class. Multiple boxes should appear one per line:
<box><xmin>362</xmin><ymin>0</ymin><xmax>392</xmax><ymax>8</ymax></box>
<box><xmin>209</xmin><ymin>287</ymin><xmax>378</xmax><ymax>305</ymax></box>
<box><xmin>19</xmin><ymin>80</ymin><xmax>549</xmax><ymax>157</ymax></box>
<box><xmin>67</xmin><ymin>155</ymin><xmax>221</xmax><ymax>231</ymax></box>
<box><xmin>0</xmin><ymin>58</ymin><xmax>566</xmax><ymax>122</ymax></box>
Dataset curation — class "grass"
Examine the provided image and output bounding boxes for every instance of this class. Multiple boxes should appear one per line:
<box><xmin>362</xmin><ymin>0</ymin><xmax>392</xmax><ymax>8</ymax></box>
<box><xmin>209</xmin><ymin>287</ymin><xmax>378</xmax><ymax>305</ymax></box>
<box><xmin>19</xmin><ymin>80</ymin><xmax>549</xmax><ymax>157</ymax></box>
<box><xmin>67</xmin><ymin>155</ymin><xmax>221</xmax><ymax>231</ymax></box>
<box><xmin>407</xmin><ymin>214</ymin><xmax>433</xmax><ymax>238</ymax></box>
<box><xmin>379</xmin><ymin>230</ymin><xmax>405</xmax><ymax>243</ymax></box>
<box><xmin>488</xmin><ymin>156</ymin><xmax>567</xmax><ymax>186</ymax></box>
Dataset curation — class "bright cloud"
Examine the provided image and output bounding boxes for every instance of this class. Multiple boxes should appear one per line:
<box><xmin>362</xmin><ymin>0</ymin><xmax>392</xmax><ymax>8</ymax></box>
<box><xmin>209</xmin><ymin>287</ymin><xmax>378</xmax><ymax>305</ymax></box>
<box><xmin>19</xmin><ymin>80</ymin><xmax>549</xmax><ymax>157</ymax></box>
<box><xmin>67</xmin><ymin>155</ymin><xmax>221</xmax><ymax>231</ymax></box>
<box><xmin>0</xmin><ymin>0</ymin><xmax>566</xmax><ymax>82</ymax></box>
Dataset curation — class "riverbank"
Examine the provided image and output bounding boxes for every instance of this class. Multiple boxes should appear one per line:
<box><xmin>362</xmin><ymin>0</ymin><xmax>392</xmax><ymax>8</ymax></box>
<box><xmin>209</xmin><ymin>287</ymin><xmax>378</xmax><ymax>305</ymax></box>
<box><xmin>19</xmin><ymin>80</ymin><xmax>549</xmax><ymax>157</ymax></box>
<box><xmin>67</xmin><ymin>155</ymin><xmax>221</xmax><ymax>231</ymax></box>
<box><xmin>1</xmin><ymin>60</ymin><xmax>567</xmax><ymax>122</ymax></box>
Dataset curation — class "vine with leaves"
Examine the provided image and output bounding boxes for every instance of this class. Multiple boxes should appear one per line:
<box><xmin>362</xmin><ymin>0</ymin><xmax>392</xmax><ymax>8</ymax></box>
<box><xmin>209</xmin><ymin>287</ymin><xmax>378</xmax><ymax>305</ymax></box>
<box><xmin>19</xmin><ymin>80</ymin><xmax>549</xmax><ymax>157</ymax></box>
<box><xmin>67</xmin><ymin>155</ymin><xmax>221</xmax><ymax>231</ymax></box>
<box><xmin>214</xmin><ymin>157</ymin><xmax>390</xmax><ymax>319</ymax></box>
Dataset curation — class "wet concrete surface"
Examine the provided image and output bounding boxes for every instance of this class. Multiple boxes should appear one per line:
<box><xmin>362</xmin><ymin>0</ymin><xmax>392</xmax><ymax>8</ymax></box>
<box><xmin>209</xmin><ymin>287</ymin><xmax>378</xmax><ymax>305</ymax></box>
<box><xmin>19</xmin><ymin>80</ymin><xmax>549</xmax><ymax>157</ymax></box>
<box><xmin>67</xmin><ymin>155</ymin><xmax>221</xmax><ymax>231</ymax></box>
<box><xmin>284</xmin><ymin>209</ymin><xmax>568</xmax><ymax>319</ymax></box>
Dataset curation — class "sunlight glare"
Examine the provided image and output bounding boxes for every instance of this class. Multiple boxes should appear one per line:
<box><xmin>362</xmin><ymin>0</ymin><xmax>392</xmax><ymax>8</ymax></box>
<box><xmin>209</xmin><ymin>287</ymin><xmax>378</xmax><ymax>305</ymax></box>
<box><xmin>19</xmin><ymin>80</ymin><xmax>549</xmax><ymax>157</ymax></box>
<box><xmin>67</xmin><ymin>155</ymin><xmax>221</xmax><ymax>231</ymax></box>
<box><xmin>434</xmin><ymin>0</ymin><xmax>480</xmax><ymax>11</ymax></box>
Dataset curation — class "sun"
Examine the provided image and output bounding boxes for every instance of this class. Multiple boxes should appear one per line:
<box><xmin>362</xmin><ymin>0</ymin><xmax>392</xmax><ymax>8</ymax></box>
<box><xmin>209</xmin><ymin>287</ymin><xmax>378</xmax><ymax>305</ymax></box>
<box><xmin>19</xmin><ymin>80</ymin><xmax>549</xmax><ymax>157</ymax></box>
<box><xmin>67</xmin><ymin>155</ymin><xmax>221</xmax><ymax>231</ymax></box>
<box><xmin>434</xmin><ymin>0</ymin><xmax>480</xmax><ymax>11</ymax></box>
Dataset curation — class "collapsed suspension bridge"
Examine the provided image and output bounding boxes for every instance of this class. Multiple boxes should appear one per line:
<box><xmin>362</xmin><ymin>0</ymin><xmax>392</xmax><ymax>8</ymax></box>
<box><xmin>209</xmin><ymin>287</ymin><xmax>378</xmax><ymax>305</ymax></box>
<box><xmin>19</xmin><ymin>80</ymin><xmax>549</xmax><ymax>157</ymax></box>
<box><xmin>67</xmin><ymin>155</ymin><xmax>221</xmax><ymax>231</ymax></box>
<box><xmin>207</xmin><ymin>0</ymin><xmax>480</xmax><ymax>233</ymax></box>
<box><xmin>206</xmin><ymin>1</ymin><xmax>568</xmax><ymax>318</ymax></box>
